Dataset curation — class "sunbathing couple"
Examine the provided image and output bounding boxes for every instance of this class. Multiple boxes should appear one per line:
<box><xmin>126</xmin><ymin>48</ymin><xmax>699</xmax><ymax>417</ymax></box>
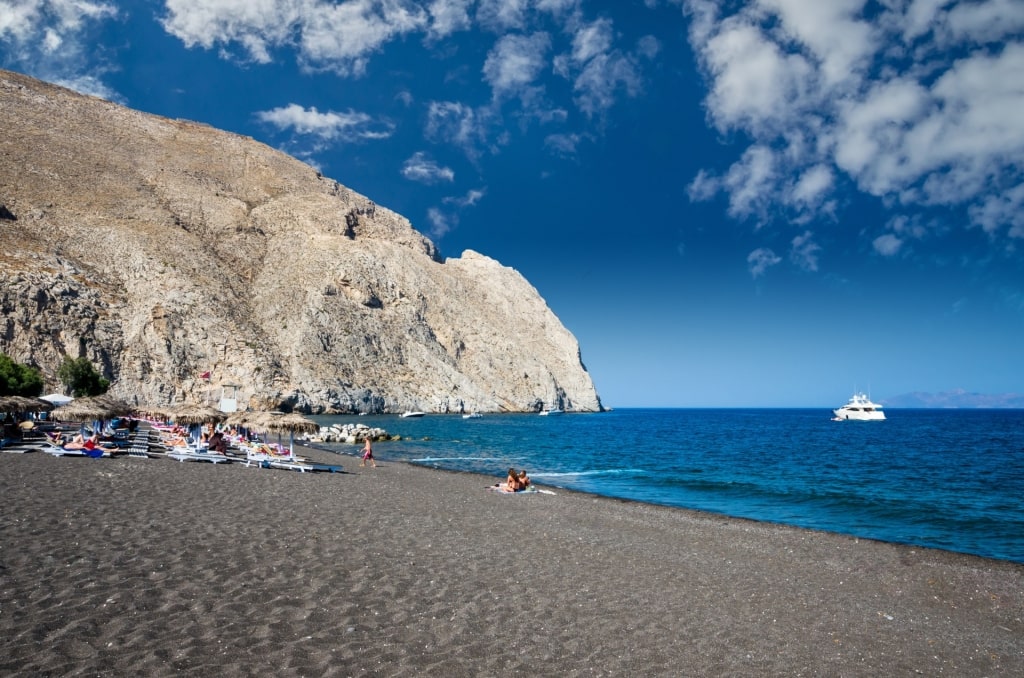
<box><xmin>504</xmin><ymin>468</ymin><xmax>531</xmax><ymax>492</ymax></box>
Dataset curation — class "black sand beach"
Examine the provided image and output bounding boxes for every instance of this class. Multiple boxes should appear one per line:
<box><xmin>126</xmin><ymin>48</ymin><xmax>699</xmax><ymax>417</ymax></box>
<box><xmin>2</xmin><ymin>446</ymin><xmax>1022</xmax><ymax>676</ymax></box>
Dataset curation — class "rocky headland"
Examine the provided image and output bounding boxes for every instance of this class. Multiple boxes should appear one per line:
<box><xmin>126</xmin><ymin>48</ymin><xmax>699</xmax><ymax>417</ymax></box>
<box><xmin>0</xmin><ymin>69</ymin><xmax>602</xmax><ymax>414</ymax></box>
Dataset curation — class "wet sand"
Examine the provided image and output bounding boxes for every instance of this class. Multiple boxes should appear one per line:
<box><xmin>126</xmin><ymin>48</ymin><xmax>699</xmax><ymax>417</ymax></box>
<box><xmin>1</xmin><ymin>446</ymin><xmax>1022</xmax><ymax>676</ymax></box>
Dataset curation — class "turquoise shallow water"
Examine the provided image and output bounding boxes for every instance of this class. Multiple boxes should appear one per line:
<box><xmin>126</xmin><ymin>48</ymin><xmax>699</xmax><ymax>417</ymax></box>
<box><xmin>310</xmin><ymin>408</ymin><xmax>1024</xmax><ymax>563</ymax></box>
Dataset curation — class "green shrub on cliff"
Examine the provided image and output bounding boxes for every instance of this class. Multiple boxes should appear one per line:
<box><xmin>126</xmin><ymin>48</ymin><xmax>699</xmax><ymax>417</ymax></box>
<box><xmin>0</xmin><ymin>353</ymin><xmax>44</xmax><ymax>397</ymax></box>
<box><xmin>57</xmin><ymin>357</ymin><xmax>110</xmax><ymax>397</ymax></box>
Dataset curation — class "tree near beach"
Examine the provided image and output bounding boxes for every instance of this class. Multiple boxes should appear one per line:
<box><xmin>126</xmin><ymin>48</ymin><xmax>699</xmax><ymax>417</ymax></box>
<box><xmin>57</xmin><ymin>357</ymin><xmax>110</xmax><ymax>397</ymax></box>
<box><xmin>0</xmin><ymin>353</ymin><xmax>44</xmax><ymax>397</ymax></box>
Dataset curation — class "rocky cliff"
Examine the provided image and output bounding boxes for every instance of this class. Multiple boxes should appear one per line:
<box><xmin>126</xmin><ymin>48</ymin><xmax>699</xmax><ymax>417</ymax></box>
<box><xmin>0</xmin><ymin>69</ymin><xmax>603</xmax><ymax>414</ymax></box>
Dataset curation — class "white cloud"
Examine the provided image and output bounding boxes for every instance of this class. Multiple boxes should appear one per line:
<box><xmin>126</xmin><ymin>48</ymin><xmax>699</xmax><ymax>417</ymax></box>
<box><xmin>401</xmin><ymin>151</ymin><xmax>455</xmax><ymax>184</ymax></box>
<box><xmin>553</xmin><ymin>17</ymin><xmax>644</xmax><ymax>118</ymax></box>
<box><xmin>700</xmin><ymin>19</ymin><xmax>815</xmax><ymax>135</ymax></box>
<box><xmin>426</xmin><ymin>0</ymin><xmax>473</xmax><ymax>38</ymax></box>
<box><xmin>570</xmin><ymin>16</ymin><xmax>613</xmax><ymax>63</ymax></box>
<box><xmin>722</xmin><ymin>145</ymin><xmax>778</xmax><ymax>222</ymax></box>
<box><xmin>685</xmin><ymin>0</ymin><xmax>1024</xmax><ymax>249</ymax></box>
<box><xmin>476</xmin><ymin>0</ymin><xmax>530</xmax><ymax>32</ymax></box>
<box><xmin>946</xmin><ymin>0</ymin><xmax>1024</xmax><ymax>44</ymax></box>
<box><xmin>427</xmin><ymin>206</ymin><xmax>454</xmax><ymax>238</ymax></box>
<box><xmin>256</xmin><ymin>103</ymin><xmax>393</xmax><ymax>142</ymax></box>
<box><xmin>873</xmin><ymin>233</ymin><xmax>904</xmax><ymax>257</ymax></box>
<box><xmin>969</xmin><ymin>182</ymin><xmax>1024</xmax><ymax>238</ymax></box>
<box><xmin>425</xmin><ymin>100</ymin><xmax>492</xmax><ymax>158</ymax></box>
<box><xmin>789</xmin><ymin>164</ymin><xmax>833</xmax><ymax>208</ymax></box>
<box><xmin>789</xmin><ymin>230</ymin><xmax>821</xmax><ymax>272</ymax></box>
<box><xmin>298</xmin><ymin>0</ymin><xmax>427</xmax><ymax>75</ymax></box>
<box><xmin>161</xmin><ymin>0</ymin><xmax>428</xmax><ymax>75</ymax></box>
<box><xmin>759</xmin><ymin>0</ymin><xmax>877</xmax><ymax>86</ymax></box>
<box><xmin>545</xmin><ymin>132</ymin><xmax>582</xmax><ymax>156</ymax></box>
<box><xmin>747</xmin><ymin>247</ymin><xmax>781</xmax><ymax>278</ymax></box>
<box><xmin>427</xmin><ymin>187</ymin><xmax>484</xmax><ymax>239</ymax></box>
<box><xmin>444</xmin><ymin>187</ymin><xmax>486</xmax><ymax>207</ymax></box>
<box><xmin>161</xmin><ymin>0</ymin><xmax>299</xmax><ymax>64</ymax></box>
<box><xmin>482</xmin><ymin>32</ymin><xmax>550</xmax><ymax>97</ymax></box>
<box><xmin>0</xmin><ymin>0</ymin><xmax>119</xmax><ymax>98</ymax></box>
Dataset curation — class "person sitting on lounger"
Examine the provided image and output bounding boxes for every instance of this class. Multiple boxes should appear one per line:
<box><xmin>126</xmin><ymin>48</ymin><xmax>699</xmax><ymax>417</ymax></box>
<box><xmin>207</xmin><ymin>430</ymin><xmax>228</xmax><ymax>455</ymax></box>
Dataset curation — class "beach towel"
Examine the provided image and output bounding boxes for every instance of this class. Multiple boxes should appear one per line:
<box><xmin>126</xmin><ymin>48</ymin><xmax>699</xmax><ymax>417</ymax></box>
<box><xmin>487</xmin><ymin>484</ymin><xmax>555</xmax><ymax>495</ymax></box>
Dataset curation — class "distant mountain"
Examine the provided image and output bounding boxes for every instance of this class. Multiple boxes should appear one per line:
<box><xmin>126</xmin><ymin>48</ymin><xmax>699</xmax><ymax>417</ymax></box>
<box><xmin>882</xmin><ymin>390</ymin><xmax>1024</xmax><ymax>409</ymax></box>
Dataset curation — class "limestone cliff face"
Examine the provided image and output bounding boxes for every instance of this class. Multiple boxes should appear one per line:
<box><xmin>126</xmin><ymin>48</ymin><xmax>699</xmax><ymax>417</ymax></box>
<box><xmin>0</xmin><ymin>70</ymin><xmax>603</xmax><ymax>413</ymax></box>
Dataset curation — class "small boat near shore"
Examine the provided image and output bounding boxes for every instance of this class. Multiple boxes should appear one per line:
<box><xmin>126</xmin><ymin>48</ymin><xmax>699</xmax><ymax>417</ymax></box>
<box><xmin>400</xmin><ymin>411</ymin><xmax>426</xmax><ymax>418</ymax></box>
<box><xmin>462</xmin><ymin>412</ymin><xmax>482</xmax><ymax>419</ymax></box>
<box><xmin>833</xmin><ymin>393</ymin><xmax>885</xmax><ymax>421</ymax></box>
<box><xmin>539</xmin><ymin>408</ymin><xmax>563</xmax><ymax>416</ymax></box>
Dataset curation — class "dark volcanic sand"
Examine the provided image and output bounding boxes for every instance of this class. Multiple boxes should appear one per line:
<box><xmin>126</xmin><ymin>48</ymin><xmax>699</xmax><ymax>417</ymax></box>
<box><xmin>1</xmin><ymin>447</ymin><xmax>1022</xmax><ymax>676</ymax></box>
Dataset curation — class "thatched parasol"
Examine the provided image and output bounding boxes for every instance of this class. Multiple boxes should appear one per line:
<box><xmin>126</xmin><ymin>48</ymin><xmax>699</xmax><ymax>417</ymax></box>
<box><xmin>51</xmin><ymin>394</ymin><xmax>134</xmax><ymax>421</ymax></box>
<box><xmin>223</xmin><ymin>411</ymin><xmax>319</xmax><ymax>455</ymax></box>
<box><xmin>133</xmin><ymin>404</ymin><xmax>174</xmax><ymax>420</ymax></box>
<box><xmin>167</xmin><ymin>404</ymin><xmax>227</xmax><ymax>426</ymax></box>
<box><xmin>224</xmin><ymin>411</ymin><xmax>318</xmax><ymax>434</ymax></box>
<box><xmin>0</xmin><ymin>395</ymin><xmax>56</xmax><ymax>413</ymax></box>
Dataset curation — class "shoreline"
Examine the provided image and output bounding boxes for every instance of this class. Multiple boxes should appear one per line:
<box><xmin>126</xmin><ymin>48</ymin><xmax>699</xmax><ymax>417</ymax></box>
<box><xmin>2</xmin><ymin>446</ymin><xmax>1022</xmax><ymax>676</ymax></box>
<box><xmin>307</xmin><ymin>441</ymin><xmax>1023</xmax><ymax>566</ymax></box>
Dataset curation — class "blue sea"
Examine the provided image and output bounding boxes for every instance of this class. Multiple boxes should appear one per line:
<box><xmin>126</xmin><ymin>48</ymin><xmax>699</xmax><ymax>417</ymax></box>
<box><xmin>310</xmin><ymin>409</ymin><xmax>1024</xmax><ymax>564</ymax></box>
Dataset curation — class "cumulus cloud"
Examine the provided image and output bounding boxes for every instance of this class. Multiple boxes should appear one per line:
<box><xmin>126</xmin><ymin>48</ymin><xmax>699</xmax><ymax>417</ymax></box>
<box><xmin>873</xmin><ymin>233</ymin><xmax>903</xmax><ymax>257</ymax></box>
<box><xmin>553</xmin><ymin>17</ymin><xmax>646</xmax><ymax>117</ymax></box>
<box><xmin>0</xmin><ymin>0</ymin><xmax>120</xmax><ymax>99</ymax></box>
<box><xmin>426</xmin><ymin>0</ymin><xmax>473</xmax><ymax>39</ymax></box>
<box><xmin>684</xmin><ymin>0</ymin><xmax>1024</xmax><ymax>245</ymax></box>
<box><xmin>476</xmin><ymin>0</ymin><xmax>530</xmax><ymax>32</ymax></box>
<box><xmin>483</xmin><ymin>32</ymin><xmax>550</xmax><ymax>98</ymax></box>
<box><xmin>161</xmin><ymin>0</ymin><xmax>429</xmax><ymax>75</ymax></box>
<box><xmin>401</xmin><ymin>151</ymin><xmax>455</xmax><ymax>184</ymax></box>
<box><xmin>256</xmin><ymin>103</ymin><xmax>393</xmax><ymax>142</ymax></box>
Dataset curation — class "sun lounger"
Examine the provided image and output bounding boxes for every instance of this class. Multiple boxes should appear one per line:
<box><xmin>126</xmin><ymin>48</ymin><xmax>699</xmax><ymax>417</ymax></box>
<box><xmin>166</xmin><ymin>444</ymin><xmax>232</xmax><ymax>464</ymax></box>
<box><xmin>242</xmin><ymin>443</ymin><xmax>341</xmax><ymax>473</ymax></box>
<box><xmin>39</xmin><ymin>438</ymin><xmax>106</xmax><ymax>457</ymax></box>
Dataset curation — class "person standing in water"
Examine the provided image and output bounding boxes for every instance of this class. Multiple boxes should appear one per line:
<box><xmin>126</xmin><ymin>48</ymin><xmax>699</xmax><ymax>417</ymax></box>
<box><xmin>360</xmin><ymin>437</ymin><xmax>377</xmax><ymax>468</ymax></box>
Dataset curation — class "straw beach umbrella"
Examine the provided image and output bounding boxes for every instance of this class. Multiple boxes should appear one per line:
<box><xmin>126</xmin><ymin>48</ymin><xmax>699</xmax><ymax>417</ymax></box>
<box><xmin>133</xmin><ymin>404</ymin><xmax>173</xmax><ymax>421</ymax></box>
<box><xmin>0</xmin><ymin>395</ymin><xmax>55</xmax><ymax>414</ymax></box>
<box><xmin>224</xmin><ymin>410</ymin><xmax>319</xmax><ymax>455</ymax></box>
<box><xmin>264</xmin><ymin>412</ymin><xmax>320</xmax><ymax>457</ymax></box>
<box><xmin>164</xmin><ymin>403</ymin><xmax>227</xmax><ymax>446</ymax></box>
<box><xmin>167</xmin><ymin>404</ymin><xmax>227</xmax><ymax>426</ymax></box>
<box><xmin>51</xmin><ymin>394</ymin><xmax>134</xmax><ymax>440</ymax></box>
<box><xmin>51</xmin><ymin>394</ymin><xmax>133</xmax><ymax>422</ymax></box>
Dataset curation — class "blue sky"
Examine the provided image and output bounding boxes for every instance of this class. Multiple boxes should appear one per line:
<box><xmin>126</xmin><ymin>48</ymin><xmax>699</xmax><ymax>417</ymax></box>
<box><xmin>2</xmin><ymin>0</ymin><xmax>1023</xmax><ymax>407</ymax></box>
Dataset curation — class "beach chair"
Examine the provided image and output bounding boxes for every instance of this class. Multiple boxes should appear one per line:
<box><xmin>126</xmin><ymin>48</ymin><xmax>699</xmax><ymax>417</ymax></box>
<box><xmin>166</xmin><ymin>441</ymin><xmax>232</xmax><ymax>464</ymax></box>
<box><xmin>39</xmin><ymin>435</ymin><xmax>102</xmax><ymax>458</ymax></box>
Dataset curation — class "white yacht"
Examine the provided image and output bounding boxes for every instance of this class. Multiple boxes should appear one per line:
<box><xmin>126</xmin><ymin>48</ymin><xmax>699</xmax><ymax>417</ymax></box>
<box><xmin>400</xmin><ymin>411</ymin><xmax>426</xmax><ymax>418</ymax></box>
<box><xmin>833</xmin><ymin>393</ymin><xmax>885</xmax><ymax>421</ymax></box>
<box><xmin>539</xmin><ymin>408</ymin><xmax>564</xmax><ymax>416</ymax></box>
